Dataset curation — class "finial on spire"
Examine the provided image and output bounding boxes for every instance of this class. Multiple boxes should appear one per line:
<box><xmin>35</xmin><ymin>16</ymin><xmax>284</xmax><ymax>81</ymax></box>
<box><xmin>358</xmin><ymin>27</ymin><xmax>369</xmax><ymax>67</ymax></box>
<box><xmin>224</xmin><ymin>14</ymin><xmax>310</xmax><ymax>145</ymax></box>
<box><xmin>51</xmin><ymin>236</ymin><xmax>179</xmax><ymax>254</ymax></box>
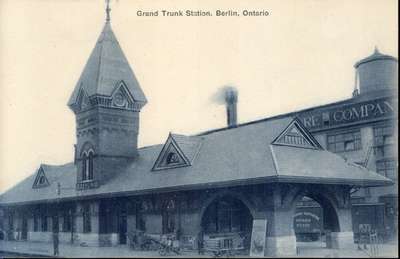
<box><xmin>374</xmin><ymin>46</ymin><xmax>380</xmax><ymax>54</ymax></box>
<box><xmin>106</xmin><ymin>0</ymin><xmax>111</xmax><ymax>22</ymax></box>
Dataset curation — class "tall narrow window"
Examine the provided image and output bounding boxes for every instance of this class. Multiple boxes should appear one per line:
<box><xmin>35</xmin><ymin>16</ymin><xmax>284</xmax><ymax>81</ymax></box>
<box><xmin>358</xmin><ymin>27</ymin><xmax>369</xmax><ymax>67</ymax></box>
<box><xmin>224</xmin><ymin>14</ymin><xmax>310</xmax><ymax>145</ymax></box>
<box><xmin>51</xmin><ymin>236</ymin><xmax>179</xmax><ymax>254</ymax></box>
<box><xmin>62</xmin><ymin>210</ymin><xmax>72</xmax><ymax>232</ymax></box>
<box><xmin>41</xmin><ymin>214</ymin><xmax>48</xmax><ymax>232</ymax></box>
<box><xmin>136</xmin><ymin>202</ymin><xmax>146</xmax><ymax>231</ymax></box>
<box><xmin>83</xmin><ymin>204</ymin><xmax>91</xmax><ymax>233</ymax></box>
<box><xmin>82</xmin><ymin>153</ymin><xmax>88</xmax><ymax>181</ymax></box>
<box><xmin>88</xmin><ymin>151</ymin><xmax>94</xmax><ymax>180</ymax></box>
<box><xmin>82</xmin><ymin>150</ymin><xmax>94</xmax><ymax>181</ymax></box>
<box><xmin>33</xmin><ymin>213</ymin><xmax>39</xmax><ymax>232</ymax></box>
<box><xmin>8</xmin><ymin>213</ymin><xmax>14</xmax><ymax>231</ymax></box>
<box><xmin>162</xmin><ymin>199</ymin><xmax>176</xmax><ymax>234</ymax></box>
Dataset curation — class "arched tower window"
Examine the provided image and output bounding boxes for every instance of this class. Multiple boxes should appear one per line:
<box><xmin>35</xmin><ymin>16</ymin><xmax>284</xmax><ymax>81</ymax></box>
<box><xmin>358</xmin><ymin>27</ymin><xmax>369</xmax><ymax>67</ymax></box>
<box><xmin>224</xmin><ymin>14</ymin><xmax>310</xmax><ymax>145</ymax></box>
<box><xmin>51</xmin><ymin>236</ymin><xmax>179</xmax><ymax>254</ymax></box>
<box><xmin>82</xmin><ymin>152</ymin><xmax>88</xmax><ymax>181</ymax></box>
<box><xmin>81</xmin><ymin>149</ymin><xmax>95</xmax><ymax>181</ymax></box>
<box><xmin>88</xmin><ymin>150</ymin><xmax>94</xmax><ymax>180</ymax></box>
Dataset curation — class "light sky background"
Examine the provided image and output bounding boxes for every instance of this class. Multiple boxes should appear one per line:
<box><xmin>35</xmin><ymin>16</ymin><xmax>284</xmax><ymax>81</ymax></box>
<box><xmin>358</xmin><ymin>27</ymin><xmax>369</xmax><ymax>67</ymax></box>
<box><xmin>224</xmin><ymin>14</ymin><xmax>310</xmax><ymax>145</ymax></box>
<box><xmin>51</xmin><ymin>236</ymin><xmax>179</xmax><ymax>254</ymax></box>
<box><xmin>0</xmin><ymin>0</ymin><xmax>398</xmax><ymax>193</ymax></box>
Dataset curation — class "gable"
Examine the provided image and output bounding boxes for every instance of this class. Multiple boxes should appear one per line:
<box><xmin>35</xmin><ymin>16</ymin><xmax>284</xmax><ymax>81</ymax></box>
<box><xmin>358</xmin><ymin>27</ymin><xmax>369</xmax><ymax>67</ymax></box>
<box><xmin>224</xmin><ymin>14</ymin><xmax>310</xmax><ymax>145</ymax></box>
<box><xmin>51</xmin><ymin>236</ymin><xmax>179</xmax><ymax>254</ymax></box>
<box><xmin>111</xmin><ymin>81</ymin><xmax>135</xmax><ymax>109</ymax></box>
<box><xmin>272</xmin><ymin>118</ymin><xmax>322</xmax><ymax>149</ymax></box>
<box><xmin>152</xmin><ymin>134</ymin><xmax>194</xmax><ymax>171</ymax></box>
<box><xmin>77</xmin><ymin>87</ymin><xmax>91</xmax><ymax>112</ymax></box>
<box><xmin>32</xmin><ymin>166</ymin><xmax>50</xmax><ymax>189</ymax></box>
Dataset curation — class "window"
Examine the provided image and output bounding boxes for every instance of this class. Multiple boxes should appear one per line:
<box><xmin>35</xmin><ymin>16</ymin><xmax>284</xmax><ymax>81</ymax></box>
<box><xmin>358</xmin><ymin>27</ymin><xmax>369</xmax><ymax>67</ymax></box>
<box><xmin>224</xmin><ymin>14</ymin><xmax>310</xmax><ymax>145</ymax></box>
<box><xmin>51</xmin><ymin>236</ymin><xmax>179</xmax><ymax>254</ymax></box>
<box><xmin>376</xmin><ymin>159</ymin><xmax>397</xmax><ymax>181</ymax></box>
<box><xmin>82</xmin><ymin>150</ymin><xmax>94</xmax><ymax>181</ymax></box>
<box><xmin>135</xmin><ymin>202</ymin><xmax>146</xmax><ymax>231</ymax></box>
<box><xmin>82</xmin><ymin>153</ymin><xmax>87</xmax><ymax>181</ymax></box>
<box><xmin>62</xmin><ymin>210</ymin><xmax>72</xmax><ymax>232</ymax></box>
<box><xmin>38</xmin><ymin>176</ymin><xmax>46</xmax><ymax>185</ymax></box>
<box><xmin>162</xmin><ymin>199</ymin><xmax>176</xmax><ymax>234</ymax></box>
<box><xmin>8</xmin><ymin>213</ymin><xmax>14</xmax><ymax>231</ymax></box>
<box><xmin>166</xmin><ymin>152</ymin><xmax>179</xmax><ymax>164</ymax></box>
<box><xmin>374</xmin><ymin>125</ymin><xmax>395</xmax><ymax>159</ymax></box>
<box><xmin>83</xmin><ymin>204</ymin><xmax>91</xmax><ymax>233</ymax></box>
<box><xmin>88</xmin><ymin>151</ymin><xmax>94</xmax><ymax>180</ymax></box>
<box><xmin>322</xmin><ymin>112</ymin><xmax>330</xmax><ymax>126</ymax></box>
<box><xmin>41</xmin><ymin>215</ymin><xmax>48</xmax><ymax>232</ymax></box>
<box><xmin>327</xmin><ymin>130</ymin><xmax>361</xmax><ymax>152</ymax></box>
<box><xmin>33</xmin><ymin>213</ymin><xmax>39</xmax><ymax>232</ymax></box>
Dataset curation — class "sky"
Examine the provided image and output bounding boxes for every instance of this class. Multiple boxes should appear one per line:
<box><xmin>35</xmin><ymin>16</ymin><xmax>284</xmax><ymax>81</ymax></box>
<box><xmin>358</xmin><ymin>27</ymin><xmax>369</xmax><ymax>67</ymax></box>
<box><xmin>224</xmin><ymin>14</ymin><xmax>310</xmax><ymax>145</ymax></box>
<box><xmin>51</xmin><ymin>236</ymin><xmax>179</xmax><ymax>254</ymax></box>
<box><xmin>0</xmin><ymin>0</ymin><xmax>398</xmax><ymax>193</ymax></box>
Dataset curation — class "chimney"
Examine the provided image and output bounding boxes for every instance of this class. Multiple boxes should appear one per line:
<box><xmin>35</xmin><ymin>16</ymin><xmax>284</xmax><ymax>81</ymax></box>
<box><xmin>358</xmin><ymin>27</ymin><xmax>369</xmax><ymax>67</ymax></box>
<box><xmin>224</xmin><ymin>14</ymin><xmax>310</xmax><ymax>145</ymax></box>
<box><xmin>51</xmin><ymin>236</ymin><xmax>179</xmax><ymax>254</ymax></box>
<box><xmin>224</xmin><ymin>87</ymin><xmax>238</xmax><ymax>127</ymax></box>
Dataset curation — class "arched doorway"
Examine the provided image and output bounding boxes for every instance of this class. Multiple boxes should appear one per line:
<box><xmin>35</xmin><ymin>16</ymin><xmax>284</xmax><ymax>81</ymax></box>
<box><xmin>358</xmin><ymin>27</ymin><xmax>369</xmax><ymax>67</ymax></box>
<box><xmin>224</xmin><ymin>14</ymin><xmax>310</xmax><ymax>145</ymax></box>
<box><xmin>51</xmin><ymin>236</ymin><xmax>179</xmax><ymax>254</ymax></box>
<box><xmin>293</xmin><ymin>193</ymin><xmax>340</xmax><ymax>253</ymax></box>
<box><xmin>201</xmin><ymin>195</ymin><xmax>253</xmax><ymax>252</ymax></box>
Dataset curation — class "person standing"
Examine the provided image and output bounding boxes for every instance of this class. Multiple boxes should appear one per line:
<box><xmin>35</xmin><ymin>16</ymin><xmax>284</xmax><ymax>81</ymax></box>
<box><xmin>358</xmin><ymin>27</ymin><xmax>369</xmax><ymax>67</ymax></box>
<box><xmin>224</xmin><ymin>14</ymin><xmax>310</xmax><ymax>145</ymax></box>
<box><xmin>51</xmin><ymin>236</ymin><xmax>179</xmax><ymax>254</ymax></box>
<box><xmin>197</xmin><ymin>229</ymin><xmax>204</xmax><ymax>255</ymax></box>
<box><xmin>53</xmin><ymin>225</ymin><xmax>59</xmax><ymax>256</ymax></box>
<box><xmin>53</xmin><ymin>231</ymin><xmax>59</xmax><ymax>256</ymax></box>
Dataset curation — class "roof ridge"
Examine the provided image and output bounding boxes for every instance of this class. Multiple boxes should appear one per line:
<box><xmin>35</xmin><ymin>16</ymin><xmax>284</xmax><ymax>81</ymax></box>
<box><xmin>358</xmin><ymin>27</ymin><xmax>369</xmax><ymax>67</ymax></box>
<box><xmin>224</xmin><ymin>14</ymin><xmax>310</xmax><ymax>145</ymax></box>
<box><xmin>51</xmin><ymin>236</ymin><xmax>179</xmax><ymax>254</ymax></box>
<box><xmin>94</xmin><ymin>24</ymin><xmax>107</xmax><ymax>95</ymax></box>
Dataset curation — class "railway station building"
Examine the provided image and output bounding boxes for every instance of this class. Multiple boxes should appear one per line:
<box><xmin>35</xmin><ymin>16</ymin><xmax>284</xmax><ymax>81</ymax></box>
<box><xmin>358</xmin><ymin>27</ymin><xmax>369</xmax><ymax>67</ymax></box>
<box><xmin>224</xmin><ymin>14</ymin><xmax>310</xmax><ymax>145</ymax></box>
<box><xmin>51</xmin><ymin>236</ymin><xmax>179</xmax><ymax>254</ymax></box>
<box><xmin>0</xmin><ymin>8</ymin><xmax>396</xmax><ymax>257</ymax></box>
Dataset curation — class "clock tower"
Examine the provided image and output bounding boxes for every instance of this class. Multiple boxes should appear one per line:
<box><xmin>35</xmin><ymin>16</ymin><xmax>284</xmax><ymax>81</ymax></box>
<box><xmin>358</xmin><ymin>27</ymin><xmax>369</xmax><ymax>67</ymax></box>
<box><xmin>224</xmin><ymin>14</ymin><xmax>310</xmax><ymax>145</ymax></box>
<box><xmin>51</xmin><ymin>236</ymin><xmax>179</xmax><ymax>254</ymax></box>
<box><xmin>67</xmin><ymin>3</ymin><xmax>147</xmax><ymax>190</ymax></box>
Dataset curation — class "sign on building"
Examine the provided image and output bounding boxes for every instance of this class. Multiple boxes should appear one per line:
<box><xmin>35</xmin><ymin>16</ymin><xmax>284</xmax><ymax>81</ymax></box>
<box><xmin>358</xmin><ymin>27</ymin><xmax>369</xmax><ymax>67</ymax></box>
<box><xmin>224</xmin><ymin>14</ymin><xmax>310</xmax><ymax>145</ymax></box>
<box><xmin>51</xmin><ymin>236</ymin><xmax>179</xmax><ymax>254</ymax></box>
<box><xmin>249</xmin><ymin>219</ymin><xmax>268</xmax><ymax>257</ymax></box>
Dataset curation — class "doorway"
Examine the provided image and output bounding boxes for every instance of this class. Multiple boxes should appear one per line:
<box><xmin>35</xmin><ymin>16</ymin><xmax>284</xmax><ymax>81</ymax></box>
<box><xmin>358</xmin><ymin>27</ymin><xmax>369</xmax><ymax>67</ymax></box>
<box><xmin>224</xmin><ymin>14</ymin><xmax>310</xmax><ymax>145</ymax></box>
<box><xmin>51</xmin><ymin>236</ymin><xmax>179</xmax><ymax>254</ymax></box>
<box><xmin>201</xmin><ymin>195</ymin><xmax>253</xmax><ymax>252</ymax></box>
<box><xmin>21</xmin><ymin>216</ymin><xmax>28</xmax><ymax>240</ymax></box>
<box><xmin>293</xmin><ymin>195</ymin><xmax>340</xmax><ymax>254</ymax></box>
<box><xmin>118</xmin><ymin>212</ymin><xmax>127</xmax><ymax>244</ymax></box>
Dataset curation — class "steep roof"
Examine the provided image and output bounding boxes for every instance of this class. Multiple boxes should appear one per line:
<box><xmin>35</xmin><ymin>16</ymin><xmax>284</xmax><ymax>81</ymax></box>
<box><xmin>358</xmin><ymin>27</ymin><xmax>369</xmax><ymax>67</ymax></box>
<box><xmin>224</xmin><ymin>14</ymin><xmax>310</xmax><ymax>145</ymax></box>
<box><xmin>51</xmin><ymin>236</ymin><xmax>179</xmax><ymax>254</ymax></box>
<box><xmin>67</xmin><ymin>21</ymin><xmax>147</xmax><ymax>107</ymax></box>
<box><xmin>0</xmin><ymin>117</ymin><xmax>392</xmax><ymax>206</ymax></box>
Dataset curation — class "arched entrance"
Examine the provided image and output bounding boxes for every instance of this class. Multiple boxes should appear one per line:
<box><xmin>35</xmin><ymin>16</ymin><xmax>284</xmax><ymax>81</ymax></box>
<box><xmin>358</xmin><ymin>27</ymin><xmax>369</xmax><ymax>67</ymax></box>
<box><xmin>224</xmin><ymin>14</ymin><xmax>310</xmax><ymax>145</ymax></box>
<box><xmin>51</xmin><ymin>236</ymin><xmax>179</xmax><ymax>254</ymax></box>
<box><xmin>200</xmin><ymin>195</ymin><xmax>253</xmax><ymax>252</ymax></box>
<box><xmin>293</xmin><ymin>192</ymin><xmax>340</xmax><ymax>253</ymax></box>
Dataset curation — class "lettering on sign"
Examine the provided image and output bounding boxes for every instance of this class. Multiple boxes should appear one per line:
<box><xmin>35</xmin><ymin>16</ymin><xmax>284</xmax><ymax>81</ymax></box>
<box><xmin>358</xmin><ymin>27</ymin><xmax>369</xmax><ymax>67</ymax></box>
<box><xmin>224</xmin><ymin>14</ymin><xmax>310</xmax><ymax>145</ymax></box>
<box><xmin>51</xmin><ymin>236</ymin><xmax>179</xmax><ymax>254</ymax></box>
<box><xmin>299</xmin><ymin>98</ymin><xmax>395</xmax><ymax>130</ymax></box>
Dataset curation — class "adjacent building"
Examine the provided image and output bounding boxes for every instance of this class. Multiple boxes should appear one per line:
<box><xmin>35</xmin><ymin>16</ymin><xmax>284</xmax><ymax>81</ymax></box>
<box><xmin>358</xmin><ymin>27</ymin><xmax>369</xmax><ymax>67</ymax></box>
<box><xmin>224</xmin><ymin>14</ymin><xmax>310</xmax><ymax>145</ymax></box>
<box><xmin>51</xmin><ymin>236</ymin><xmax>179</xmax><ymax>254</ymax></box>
<box><xmin>291</xmin><ymin>48</ymin><xmax>398</xmax><ymax>241</ymax></box>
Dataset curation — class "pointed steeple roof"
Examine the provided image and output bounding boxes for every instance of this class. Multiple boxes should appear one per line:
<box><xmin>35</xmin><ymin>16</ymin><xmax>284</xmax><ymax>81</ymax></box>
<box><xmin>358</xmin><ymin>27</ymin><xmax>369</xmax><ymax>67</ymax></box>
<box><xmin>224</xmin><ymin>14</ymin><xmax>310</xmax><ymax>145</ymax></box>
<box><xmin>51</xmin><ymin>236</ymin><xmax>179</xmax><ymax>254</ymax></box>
<box><xmin>68</xmin><ymin>20</ymin><xmax>147</xmax><ymax>109</ymax></box>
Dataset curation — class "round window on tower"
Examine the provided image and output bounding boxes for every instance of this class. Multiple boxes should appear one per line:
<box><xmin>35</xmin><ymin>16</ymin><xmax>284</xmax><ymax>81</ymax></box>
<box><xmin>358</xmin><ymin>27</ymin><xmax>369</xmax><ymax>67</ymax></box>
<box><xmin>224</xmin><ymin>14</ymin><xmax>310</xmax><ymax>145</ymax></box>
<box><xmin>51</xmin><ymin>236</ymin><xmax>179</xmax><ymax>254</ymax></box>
<box><xmin>113</xmin><ymin>93</ymin><xmax>126</xmax><ymax>107</ymax></box>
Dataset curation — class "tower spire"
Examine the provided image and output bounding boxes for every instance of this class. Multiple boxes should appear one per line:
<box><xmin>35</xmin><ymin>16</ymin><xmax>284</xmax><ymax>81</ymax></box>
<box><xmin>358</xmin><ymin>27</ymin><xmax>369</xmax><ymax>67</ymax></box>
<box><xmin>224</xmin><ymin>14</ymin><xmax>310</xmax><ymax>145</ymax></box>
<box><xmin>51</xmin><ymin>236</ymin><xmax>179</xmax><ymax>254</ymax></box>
<box><xmin>106</xmin><ymin>0</ymin><xmax>111</xmax><ymax>22</ymax></box>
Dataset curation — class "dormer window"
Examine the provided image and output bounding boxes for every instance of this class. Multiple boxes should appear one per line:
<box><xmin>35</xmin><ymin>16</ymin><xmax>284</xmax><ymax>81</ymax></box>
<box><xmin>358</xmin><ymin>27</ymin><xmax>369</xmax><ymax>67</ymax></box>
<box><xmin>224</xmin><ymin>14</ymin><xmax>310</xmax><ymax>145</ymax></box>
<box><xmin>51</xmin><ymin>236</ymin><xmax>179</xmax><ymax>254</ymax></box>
<box><xmin>152</xmin><ymin>134</ymin><xmax>203</xmax><ymax>171</ymax></box>
<box><xmin>32</xmin><ymin>166</ymin><xmax>50</xmax><ymax>189</ymax></box>
<box><xmin>82</xmin><ymin>149</ymin><xmax>95</xmax><ymax>181</ymax></box>
<box><xmin>272</xmin><ymin>119</ymin><xmax>322</xmax><ymax>149</ymax></box>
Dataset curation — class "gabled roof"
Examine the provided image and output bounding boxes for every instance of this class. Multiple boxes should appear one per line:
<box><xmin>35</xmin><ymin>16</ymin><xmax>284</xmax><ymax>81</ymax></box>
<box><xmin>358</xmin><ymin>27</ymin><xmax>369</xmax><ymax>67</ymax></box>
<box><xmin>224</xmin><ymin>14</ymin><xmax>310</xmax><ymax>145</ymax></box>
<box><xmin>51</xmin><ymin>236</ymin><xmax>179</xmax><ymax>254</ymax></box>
<box><xmin>1</xmin><ymin>163</ymin><xmax>76</xmax><ymax>205</ymax></box>
<box><xmin>272</xmin><ymin>118</ymin><xmax>322</xmax><ymax>149</ymax></box>
<box><xmin>67</xmin><ymin>22</ymin><xmax>147</xmax><ymax>108</ymax></box>
<box><xmin>0</xmin><ymin>117</ymin><xmax>393</xmax><ymax>205</ymax></box>
<box><xmin>32</xmin><ymin>165</ymin><xmax>50</xmax><ymax>189</ymax></box>
<box><xmin>152</xmin><ymin>133</ymin><xmax>203</xmax><ymax>171</ymax></box>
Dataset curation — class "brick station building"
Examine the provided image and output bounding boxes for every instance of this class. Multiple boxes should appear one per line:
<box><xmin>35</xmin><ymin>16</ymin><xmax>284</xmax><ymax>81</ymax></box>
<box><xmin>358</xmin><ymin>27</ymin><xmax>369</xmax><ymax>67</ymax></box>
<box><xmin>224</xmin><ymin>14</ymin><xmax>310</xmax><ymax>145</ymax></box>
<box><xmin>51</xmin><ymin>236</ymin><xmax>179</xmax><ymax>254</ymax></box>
<box><xmin>0</xmin><ymin>9</ymin><xmax>395</xmax><ymax>257</ymax></box>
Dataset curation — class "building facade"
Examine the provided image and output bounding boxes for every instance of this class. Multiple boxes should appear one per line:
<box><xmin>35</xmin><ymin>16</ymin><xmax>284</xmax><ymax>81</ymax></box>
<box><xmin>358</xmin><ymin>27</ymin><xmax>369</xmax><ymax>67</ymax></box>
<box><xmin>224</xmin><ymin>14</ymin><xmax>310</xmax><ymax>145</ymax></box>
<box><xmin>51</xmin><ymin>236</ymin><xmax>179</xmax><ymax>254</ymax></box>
<box><xmin>292</xmin><ymin>48</ymin><xmax>398</xmax><ymax>241</ymax></box>
<box><xmin>0</xmin><ymin>9</ymin><xmax>396</xmax><ymax>257</ymax></box>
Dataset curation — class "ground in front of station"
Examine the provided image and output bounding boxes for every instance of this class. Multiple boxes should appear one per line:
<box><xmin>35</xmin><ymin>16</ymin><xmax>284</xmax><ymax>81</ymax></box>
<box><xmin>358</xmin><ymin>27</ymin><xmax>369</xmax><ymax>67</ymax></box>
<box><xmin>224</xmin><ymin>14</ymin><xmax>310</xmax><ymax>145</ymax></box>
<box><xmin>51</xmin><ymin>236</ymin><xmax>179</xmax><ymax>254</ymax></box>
<box><xmin>0</xmin><ymin>240</ymin><xmax>398</xmax><ymax>258</ymax></box>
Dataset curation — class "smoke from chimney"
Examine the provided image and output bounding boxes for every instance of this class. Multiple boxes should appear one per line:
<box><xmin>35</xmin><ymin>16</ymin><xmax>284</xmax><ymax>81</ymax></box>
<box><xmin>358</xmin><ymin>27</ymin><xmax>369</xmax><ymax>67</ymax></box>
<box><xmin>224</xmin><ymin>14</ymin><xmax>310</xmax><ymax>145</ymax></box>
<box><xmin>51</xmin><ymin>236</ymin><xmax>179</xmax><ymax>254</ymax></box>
<box><xmin>210</xmin><ymin>86</ymin><xmax>238</xmax><ymax>127</ymax></box>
